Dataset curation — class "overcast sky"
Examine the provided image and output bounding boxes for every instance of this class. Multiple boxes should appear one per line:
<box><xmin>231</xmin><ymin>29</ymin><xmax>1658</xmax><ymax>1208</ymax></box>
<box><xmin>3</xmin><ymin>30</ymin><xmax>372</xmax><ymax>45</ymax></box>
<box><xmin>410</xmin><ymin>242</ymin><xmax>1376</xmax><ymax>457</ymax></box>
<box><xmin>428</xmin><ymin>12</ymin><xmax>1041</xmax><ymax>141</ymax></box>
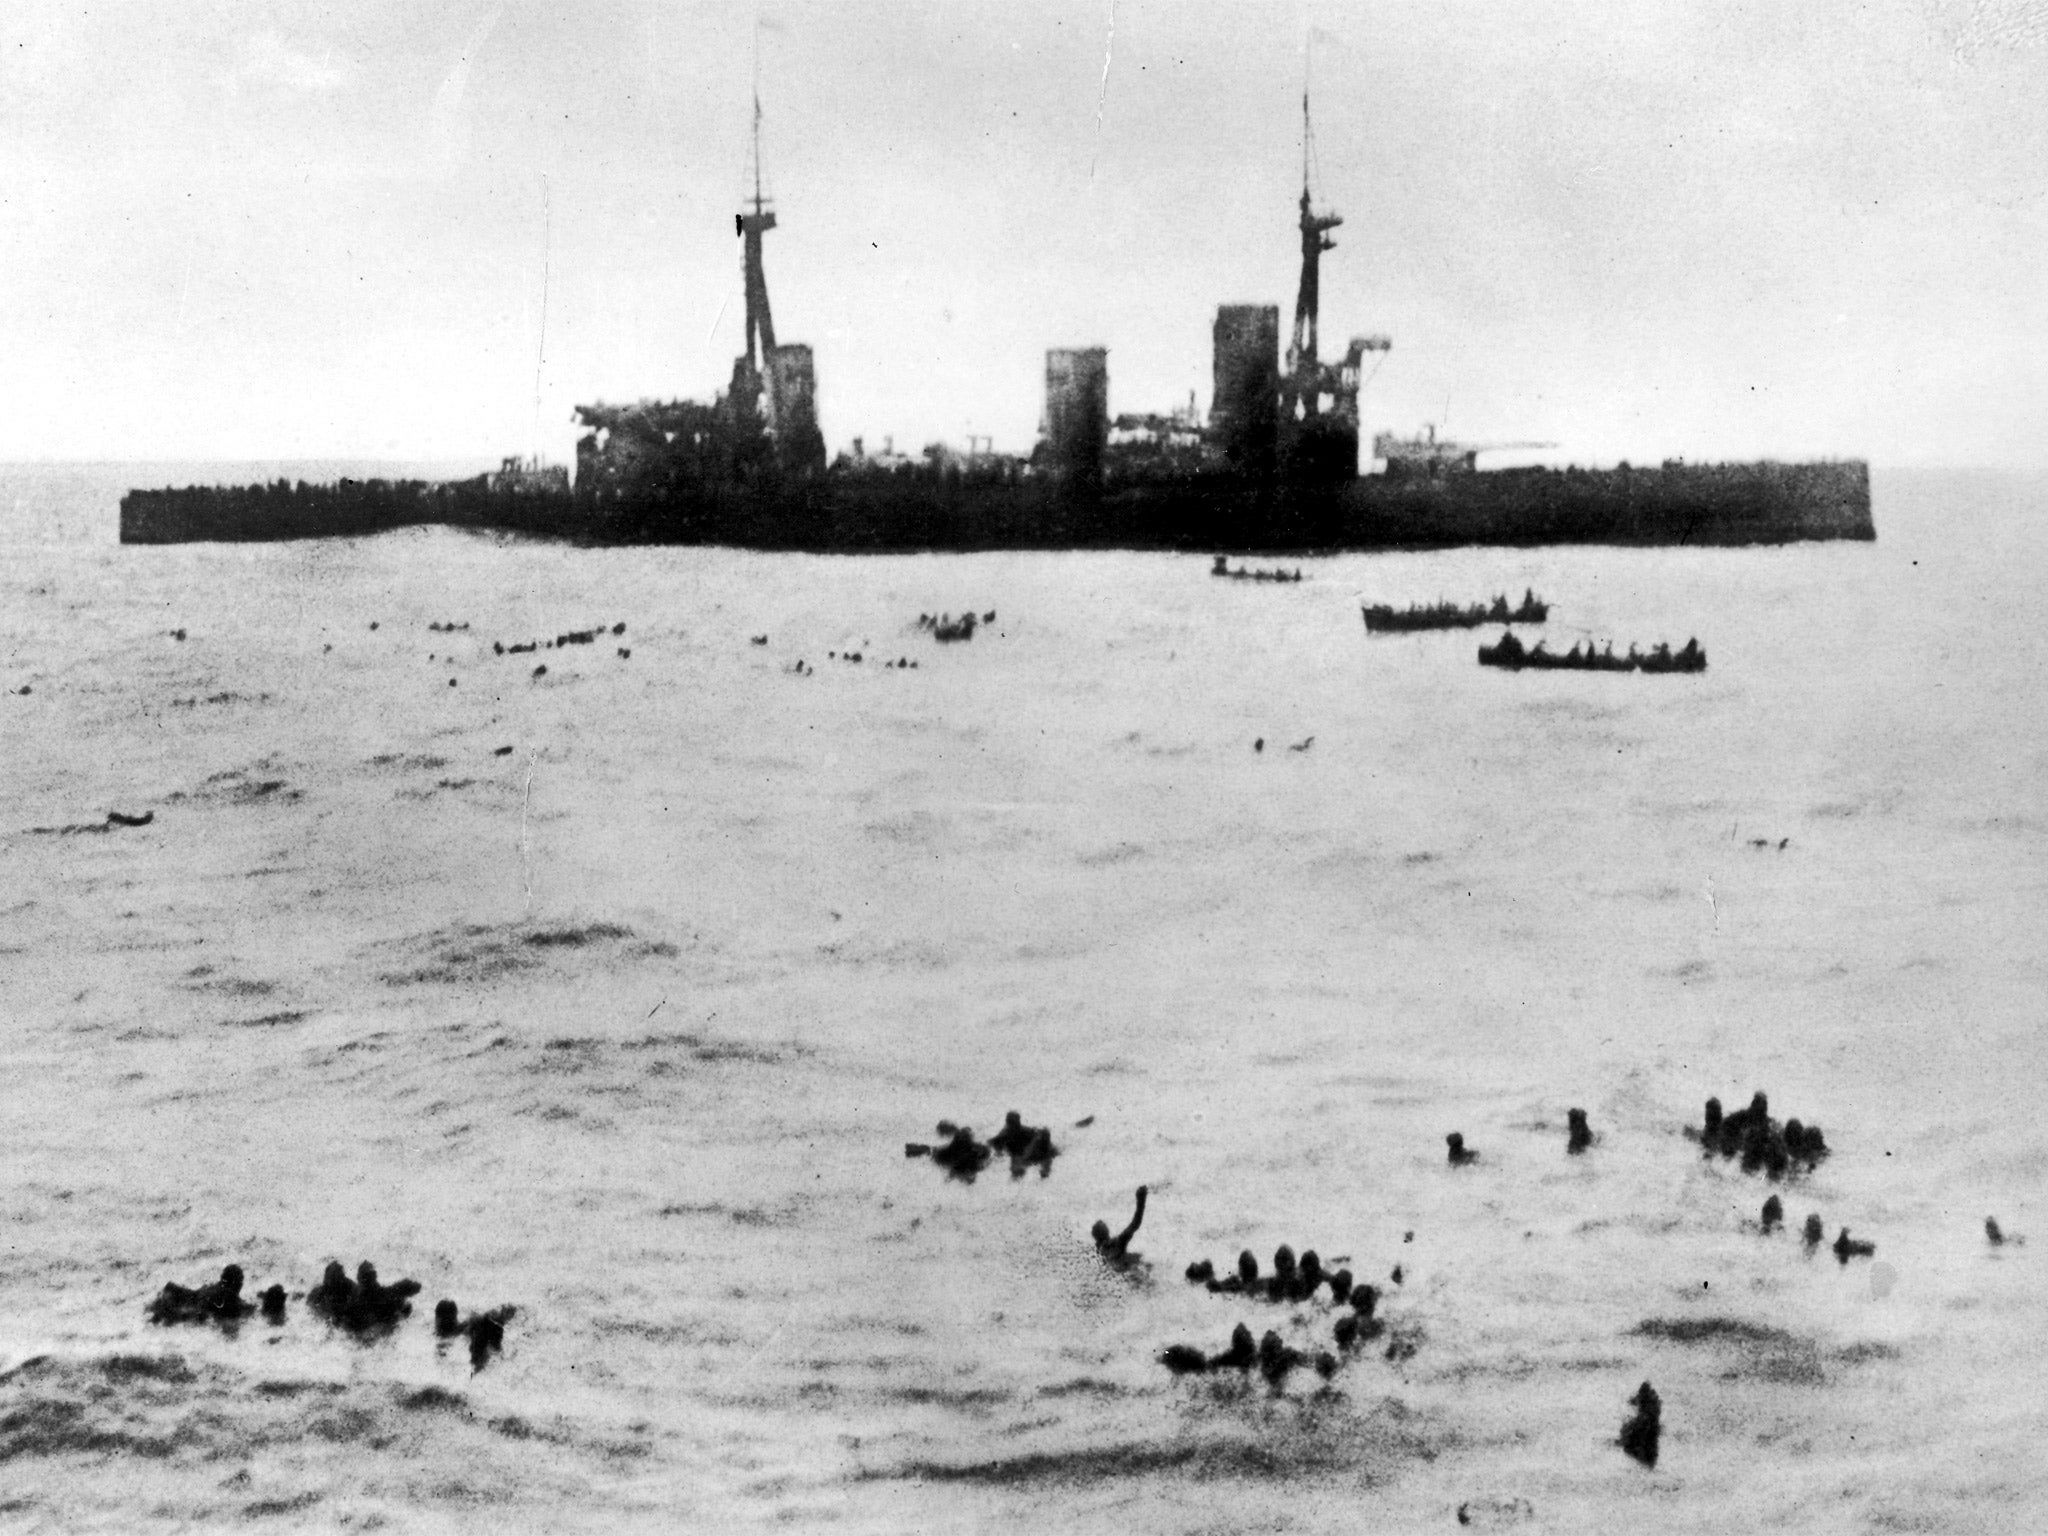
<box><xmin>3</xmin><ymin>0</ymin><xmax>2043</xmax><ymax>467</ymax></box>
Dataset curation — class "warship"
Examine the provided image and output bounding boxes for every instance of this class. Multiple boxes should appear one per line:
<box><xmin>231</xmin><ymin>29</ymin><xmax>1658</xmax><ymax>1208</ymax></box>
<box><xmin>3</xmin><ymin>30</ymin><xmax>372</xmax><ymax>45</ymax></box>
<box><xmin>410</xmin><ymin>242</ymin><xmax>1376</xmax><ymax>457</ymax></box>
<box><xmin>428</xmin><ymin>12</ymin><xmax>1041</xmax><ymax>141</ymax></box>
<box><xmin>122</xmin><ymin>96</ymin><xmax>1872</xmax><ymax>551</ymax></box>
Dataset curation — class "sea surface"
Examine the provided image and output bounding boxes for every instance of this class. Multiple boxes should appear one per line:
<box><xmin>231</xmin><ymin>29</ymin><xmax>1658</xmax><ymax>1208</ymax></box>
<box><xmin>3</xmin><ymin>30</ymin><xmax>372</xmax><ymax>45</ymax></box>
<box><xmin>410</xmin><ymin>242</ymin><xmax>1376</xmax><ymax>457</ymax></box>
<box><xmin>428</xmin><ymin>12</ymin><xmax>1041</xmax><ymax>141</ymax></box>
<box><xmin>1</xmin><ymin>464</ymin><xmax>2044</xmax><ymax>1533</ymax></box>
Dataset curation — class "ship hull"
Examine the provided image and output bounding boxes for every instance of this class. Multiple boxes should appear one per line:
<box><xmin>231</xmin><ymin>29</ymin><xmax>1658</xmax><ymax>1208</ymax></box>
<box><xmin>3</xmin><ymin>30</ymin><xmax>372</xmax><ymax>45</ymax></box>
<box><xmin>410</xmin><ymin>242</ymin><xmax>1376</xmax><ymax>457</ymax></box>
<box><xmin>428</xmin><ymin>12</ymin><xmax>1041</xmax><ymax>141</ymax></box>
<box><xmin>120</xmin><ymin>459</ymin><xmax>1872</xmax><ymax>551</ymax></box>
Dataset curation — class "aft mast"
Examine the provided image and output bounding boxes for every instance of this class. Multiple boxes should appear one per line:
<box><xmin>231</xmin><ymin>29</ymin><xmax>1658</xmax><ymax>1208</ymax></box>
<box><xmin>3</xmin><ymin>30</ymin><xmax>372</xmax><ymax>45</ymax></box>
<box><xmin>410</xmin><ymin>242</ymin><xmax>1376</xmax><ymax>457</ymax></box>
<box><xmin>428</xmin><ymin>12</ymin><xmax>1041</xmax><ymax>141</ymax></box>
<box><xmin>1279</xmin><ymin>71</ymin><xmax>1390</xmax><ymax>480</ymax></box>
<box><xmin>726</xmin><ymin>72</ymin><xmax>824</xmax><ymax>474</ymax></box>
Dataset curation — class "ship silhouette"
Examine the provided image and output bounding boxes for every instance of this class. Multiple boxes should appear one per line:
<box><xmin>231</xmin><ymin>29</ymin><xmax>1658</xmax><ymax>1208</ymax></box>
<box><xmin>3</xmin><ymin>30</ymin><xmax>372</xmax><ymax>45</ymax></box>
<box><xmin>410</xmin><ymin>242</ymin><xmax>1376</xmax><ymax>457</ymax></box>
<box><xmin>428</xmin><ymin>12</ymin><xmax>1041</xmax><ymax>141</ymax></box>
<box><xmin>122</xmin><ymin>92</ymin><xmax>1871</xmax><ymax>551</ymax></box>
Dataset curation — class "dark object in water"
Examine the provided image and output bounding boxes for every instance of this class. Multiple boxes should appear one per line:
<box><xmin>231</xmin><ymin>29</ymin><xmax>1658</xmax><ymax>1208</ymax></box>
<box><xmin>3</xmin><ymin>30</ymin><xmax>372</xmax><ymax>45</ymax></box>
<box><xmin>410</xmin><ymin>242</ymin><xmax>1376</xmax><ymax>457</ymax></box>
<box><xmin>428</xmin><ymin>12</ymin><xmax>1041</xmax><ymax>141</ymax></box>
<box><xmin>1719</xmin><ymin>1091</ymin><xmax>1766</xmax><ymax>1154</ymax></box>
<box><xmin>1697</xmin><ymin>1088</ymin><xmax>1826</xmax><ymax>1180</ymax></box>
<box><xmin>928</xmin><ymin>612</ymin><xmax>978</xmax><ymax>642</ymax></box>
<box><xmin>1761</xmin><ymin>1195</ymin><xmax>1783</xmax><ymax>1232</ymax></box>
<box><xmin>1335</xmin><ymin>1287</ymin><xmax>1385</xmax><ymax>1350</ymax></box>
<box><xmin>147</xmin><ymin>1264</ymin><xmax>253</xmax><ymax>1325</ymax></box>
<box><xmin>1803</xmin><ymin>1213</ymin><xmax>1825</xmax><ymax>1251</ymax></box>
<box><xmin>1295</xmin><ymin>1250</ymin><xmax>1325</xmax><ymax>1299</ymax></box>
<box><xmin>1257</xmin><ymin>1329</ymin><xmax>1307</xmax><ymax>1386</ymax></box>
<box><xmin>1783</xmin><ymin>1119</ymin><xmax>1829</xmax><ymax>1165</ymax></box>
<box><xmin>434</xmin><ymin>1299</ymin><xmax>516</xmax><ymax>1368</ymax></box>
<box><xmin>1159</xmin><ymin>1343</ymin><xmax>1210</xmax><ymax>1375</ymax></box>
<box><xmin>1390</xmin><ymin>1265</ymin><xmax>1404</xmax><ymax>1285</ymax></box>
<box><xmin>1742</xmin><ymin>1113</ymin><xmax>1788</xmax><ymax>1180</ymax></box>
<box><xmin>1288</xmin><ymin>735</ymin><xmax>1314</xmax><ymax>752</ymax></box>
<box><xmin>1567</xmin><ymin>1107</ymin><xmax>1593</xmax><ymax>1154</ymax></box>
<box><xmin>258</xmin><ymin>1284</ymin><xmax>287</xmax><ymax>1324</ymax></box>
<box><xmin>750</xmin><ymin>634</ymin><xmax>768</xmax><ymax>645</ymax></box>
<box><xmin>1014</xmin><ymin>1126</ymin><xmax>1057</xmax><ymax>1174</ymax></box>
<box><xmin>307</xmin><ymin>1260</ymin><xmax>355</xmax><ymax>1317</ymax></box>
<box><xmin>1446</xmin><ymin>1132</ymin><xmax>1477</xmax><ymax>1166</ymax></box>
<box><xmin>1327</xmin><ymin>1268</ymin><xmax>1354</xmax><ymax>1306</ymax></box>
<box><xmin>1620</xmin><ymin>1381</ymin><xmax>1662</xmax><ymax>1468</ymax></box>
<box><xmin>1478</xmin><ymin>630</ymin><xmax>1704</xmax><ymax>673</ymax></box>
<box><xmin>170</xmin><ymin>628</ymin><xmax>187</xmax><ymax>641</ymax></box>
<box><xmin>309</xmin><ymin>1259</ymin><xmax>421</xmax><ymax>1332</ymax></box>
<box><xmin>989</xmin><ymin>1111</ymin><xmax>1059</xmax><ymax>1177</ymax></box>
<box><xmin>927</xmin><ymin>1125</ymin><xmax>992</xmax><ymax>1179</ymax></box>
<box><xmin>532</xmin><ymin>664</ymin><xmax>547</xmax><ymax>678</ymax></box>
<box><xmin>1185</xmin><ymin>1259</ymin><xmax>1215</xmax><ymax>1285</ymax></box>
<box><xmin>1092</xmin><ymin>1186</ymin><xmax>1147</xmax><ymax>1261</ymax></box>
<box><xmin>1210</xmin><ymin>1323</ymin><xmax>1256</xmax><ymax>1370</ymax></box>
<box><xmin>1833</xmin><ymin>1228</ymin><xmax>1877</xmax><ymax>1265</ymax></box>
<box><xmin>1362</xmin><ymin>588</ymin><xmax>1547</xmax><ymax>631</ymax></box>
<box><xmin>350</xmin><ymin>1261</ymin><xmax>422</xmax><ymax>1327</ymax></box>
<box><xmin>465</xmin><ymin>1312</ymin><xmax>508</xmax><ymax>1370</ymax></box>
<box><xmin>1313</xmin><ymin>1350</ymin><xmax>1339</xmax><ymax>1381</ymax></box>
<box><xmin>493</xmin><ymin>745</ymin><xmax>514</xmax><ymax>756</ymax></box>
<box><xmin>1253</xmin><ymin>738</ymin><xmax>1264</xmax><ymax>752</ymax></box>
<box><xmin>1212</xmin><ymin>555</ymin><xmax>1303</xmax><ymax>583</ymax></box>
<box><xmin>1207</xmin><ymin>1249</ymin><xmax>1260</xmax><ymax>1294</ymax></box>
<box><xmin>1265</xmin><ymin>1244</ymin><xmax>1297</xmax><ymax>1301</ymax></box>
<box><xmin>105</xmin><ymin>810</ymin><xmax>154</xmax><ymax>828</ymax></box>
<box><xmin>1986</xmin><ymin>1217</ymin><xmax>2016</xmax><ymax>1247</ymax></box>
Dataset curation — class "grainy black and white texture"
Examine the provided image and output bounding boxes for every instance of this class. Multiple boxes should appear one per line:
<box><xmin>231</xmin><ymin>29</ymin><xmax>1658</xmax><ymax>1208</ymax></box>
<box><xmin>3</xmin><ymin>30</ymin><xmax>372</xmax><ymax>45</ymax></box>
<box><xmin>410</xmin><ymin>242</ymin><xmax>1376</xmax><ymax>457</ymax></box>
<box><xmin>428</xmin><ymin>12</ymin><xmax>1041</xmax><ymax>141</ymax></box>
<box><xmin>4</xmin><ymin>2</ymin><xmax>2047</xmax><ymax>1531</ymax></box>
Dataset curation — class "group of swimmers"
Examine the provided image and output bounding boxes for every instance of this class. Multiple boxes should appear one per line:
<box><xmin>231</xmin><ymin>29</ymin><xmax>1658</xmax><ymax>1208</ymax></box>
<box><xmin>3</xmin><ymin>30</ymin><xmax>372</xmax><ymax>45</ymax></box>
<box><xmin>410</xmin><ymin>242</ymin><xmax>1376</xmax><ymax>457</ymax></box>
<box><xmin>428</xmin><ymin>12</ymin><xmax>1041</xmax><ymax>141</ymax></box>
<box><xmin>1692</xmin><ymin>1091</ymin><xmax>1830</xmax><ymax>1180</ymax></box>
<box><xmin>490</xmin><ymin>621</ymin><xmax>625</xmax><ymax>657</ymax></box>
<box><xmin>1184</xmin><ymin>1243</ymin><xmax>1356</xmax><ymax>1307</ymax></box>
<box><xmin>146</xmin><ymin>1258</ymin><xmax>514</xmax><ymax>1370</ymax></box>
<box><xmin>904</xmin><ymin>1111</ymin><xmax>1060</xmax><ymax>1181</ymax></box>
<box><xmin>923</xmin><ymin>1094</ymin><xmax>2020</xmax><ymax>1472</ymax></box>
<box><xmin>917</xmin><ymin>610</ymin><xmax>995</xmax><ymax>643</ymax></box>
<box><xmin>1750</xmin><ymin>1195</ymin><xmax>1876</xmax><ymax>1264</ymax></box>
<box><xmin>1162</xmin><ymin>1238</ymin><xmax>1391</xmax><ymax>1381</ymax></box>
<box><xmin>1160</xmin><ymin>1323</ymin><xmax>1336</xmax><ymax>1387</ymax></box>
<box><xmin>1141</xmin><ymin>1118</ymin><xmax>1621</xmax><ymax>1397</ymax></box>
<box><xmin>1446</xmin><ymin>1108</ymin><xmax>1597</xmax><ymax>1170</ymax></box>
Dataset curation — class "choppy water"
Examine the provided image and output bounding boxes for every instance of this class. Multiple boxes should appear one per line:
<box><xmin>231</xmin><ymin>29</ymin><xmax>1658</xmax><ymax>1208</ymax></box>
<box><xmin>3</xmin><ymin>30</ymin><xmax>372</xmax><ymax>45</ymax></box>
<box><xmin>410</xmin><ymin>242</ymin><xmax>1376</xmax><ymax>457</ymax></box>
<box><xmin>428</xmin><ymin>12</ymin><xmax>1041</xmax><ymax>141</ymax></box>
<box><xmin>2</xmin><ymin>467</ymin><xmax>2044</xmax><ymax>1532</ymax></box>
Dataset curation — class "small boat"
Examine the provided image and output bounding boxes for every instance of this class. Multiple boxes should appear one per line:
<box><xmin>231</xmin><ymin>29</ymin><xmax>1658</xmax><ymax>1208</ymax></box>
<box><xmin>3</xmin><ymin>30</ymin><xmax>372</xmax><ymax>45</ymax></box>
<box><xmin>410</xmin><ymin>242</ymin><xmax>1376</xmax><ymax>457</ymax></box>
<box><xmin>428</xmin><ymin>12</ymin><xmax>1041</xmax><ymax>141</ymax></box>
<box><xmin>1478</xmin><ymin>632</ymin><xmax>1704</xmax><ymax>674</ymax></box>
<box><xmin>1362</xmin><ymin>588</ymin><xmax>1548</xmax><ymax>632</ymax></box>
<box><xmin>1212</xmin><ymin>556</ymin><xmax>1303</xmax><ymax>583</ymax></box>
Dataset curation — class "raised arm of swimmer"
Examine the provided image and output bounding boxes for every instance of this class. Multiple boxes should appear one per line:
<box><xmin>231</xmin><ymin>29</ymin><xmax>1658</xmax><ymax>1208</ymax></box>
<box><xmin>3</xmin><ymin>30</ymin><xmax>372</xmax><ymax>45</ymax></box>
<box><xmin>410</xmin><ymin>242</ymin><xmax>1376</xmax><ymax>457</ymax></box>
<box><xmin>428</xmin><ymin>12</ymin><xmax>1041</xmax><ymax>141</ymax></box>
<box><xmin>1094</xmin><ymin>1185</ymin><xmax>1148</xmax><ymax>1259</ymax></box>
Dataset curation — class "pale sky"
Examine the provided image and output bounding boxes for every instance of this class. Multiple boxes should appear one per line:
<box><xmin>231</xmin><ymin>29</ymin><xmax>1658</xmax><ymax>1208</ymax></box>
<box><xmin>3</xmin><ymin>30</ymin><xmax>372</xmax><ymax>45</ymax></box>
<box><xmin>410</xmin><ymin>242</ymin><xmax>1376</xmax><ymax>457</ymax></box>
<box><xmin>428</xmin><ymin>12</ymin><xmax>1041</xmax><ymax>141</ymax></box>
<box><xmin>2</xmin><ymin>0</ymin><xmax>2044</xmax><ymax>467</ymax></box>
